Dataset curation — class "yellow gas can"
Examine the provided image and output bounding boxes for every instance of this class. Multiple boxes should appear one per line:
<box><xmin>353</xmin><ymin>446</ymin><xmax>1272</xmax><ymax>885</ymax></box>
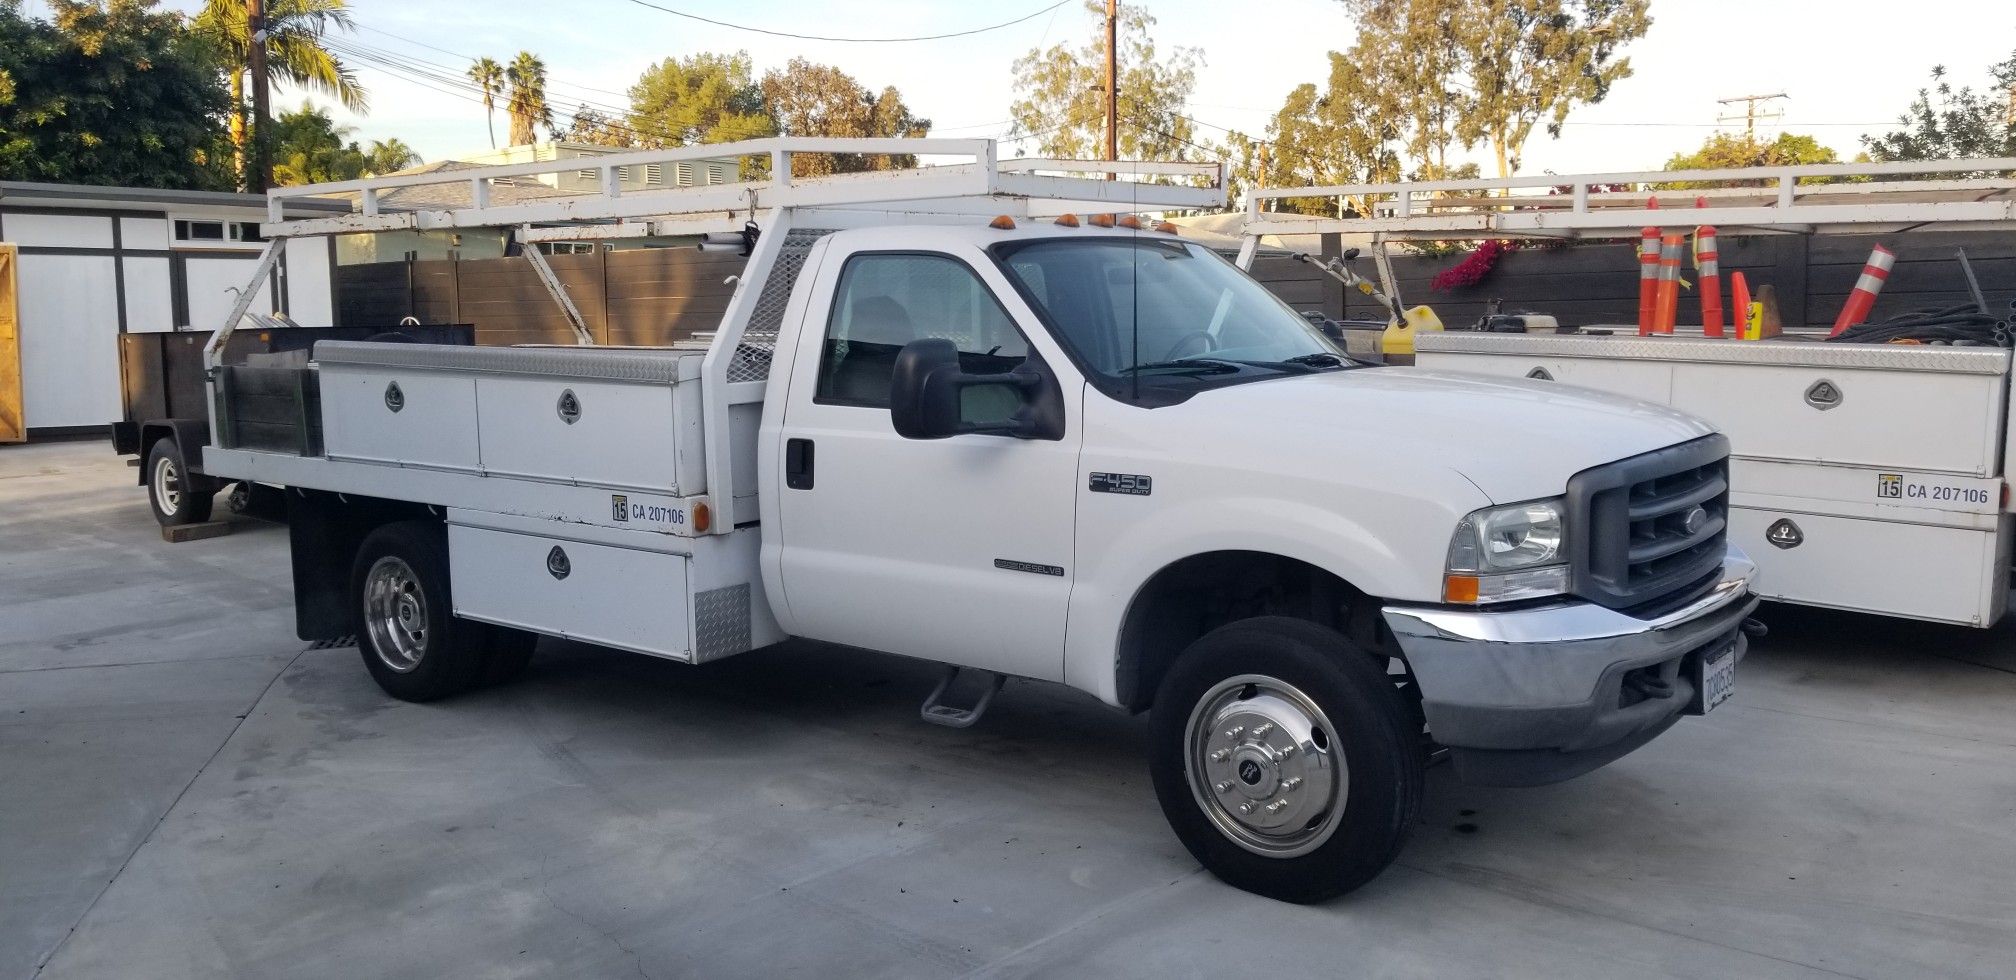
<box><xmin>1380</xmin><ymin>305</ymin><xmax>1443</xmax><ymax>357</ymax></box>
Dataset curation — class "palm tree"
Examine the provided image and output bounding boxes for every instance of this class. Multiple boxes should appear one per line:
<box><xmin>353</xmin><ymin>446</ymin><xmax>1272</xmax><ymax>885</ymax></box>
<box><xmin>196</xmin><ymin>0</ymin><xmax>369</xmax><ymax>189</ymax></box>
<box><xmin>505</xmin><ymin>51</ymin><xmax>552</xmax><ymax>147</ymax></box>
<box><xmin>364</xmin><ymin>138</ymin><xmax>420</xmax><ymax>175</ymax></box>
<box><xmin>466</xmin><ymin>57</ymin><xmax>504</xmax><ymax>149</ymax></box>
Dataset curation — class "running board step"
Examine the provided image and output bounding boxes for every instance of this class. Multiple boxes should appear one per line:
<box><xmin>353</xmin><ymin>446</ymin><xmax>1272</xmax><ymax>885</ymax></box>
<box><xmin>920</xmin><ymin>667</ymin><xmax>1005</xmax><ymax>728</ymax></box>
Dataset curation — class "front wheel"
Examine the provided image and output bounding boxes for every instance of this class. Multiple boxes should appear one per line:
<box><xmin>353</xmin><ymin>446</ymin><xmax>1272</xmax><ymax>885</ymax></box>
<box><xmin>1149</xmin><ymin>617</ymin><xmax>1422</xmax><ymax>903</ymax></box>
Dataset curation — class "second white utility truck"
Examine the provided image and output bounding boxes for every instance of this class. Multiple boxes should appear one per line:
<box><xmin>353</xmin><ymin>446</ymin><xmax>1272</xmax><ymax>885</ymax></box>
<box><xmin>196</xmin><ymin>139</ymin><xmax>1757</xmax><ymax>902</ymax></box>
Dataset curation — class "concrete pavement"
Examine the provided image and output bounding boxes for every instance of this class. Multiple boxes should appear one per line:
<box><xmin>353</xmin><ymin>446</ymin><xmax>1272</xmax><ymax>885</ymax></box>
<box><xmin>4</xmin><ymin>439</ymin><xmax>2014</xmax><ymax>979</ymax></box>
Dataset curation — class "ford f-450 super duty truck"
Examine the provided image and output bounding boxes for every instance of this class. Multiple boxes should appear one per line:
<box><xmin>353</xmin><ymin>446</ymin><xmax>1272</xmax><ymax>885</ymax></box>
<box><xmin>185</xmin><ymin>139</ymin><xmax>1758</xmax><ymax>902</ymax></box>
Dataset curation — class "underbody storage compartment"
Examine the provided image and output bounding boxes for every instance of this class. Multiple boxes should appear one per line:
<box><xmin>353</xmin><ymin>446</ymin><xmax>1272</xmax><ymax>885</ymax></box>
<box><xmin>444</xmin><ymin>508</ymin><xmax>776</xmax><ymax>663</ymax></box>
<box><xmin>448</xmin><ymin>519</ymin><xmax>694</xmax><ymax>660</ymax></box>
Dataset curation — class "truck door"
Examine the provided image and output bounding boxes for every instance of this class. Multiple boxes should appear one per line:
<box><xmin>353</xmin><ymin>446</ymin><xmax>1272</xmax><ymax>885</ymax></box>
<box><xmin>774</xmin><ymin>249</ymin><xmax>1080</xmax><ymax>681</ymax></box>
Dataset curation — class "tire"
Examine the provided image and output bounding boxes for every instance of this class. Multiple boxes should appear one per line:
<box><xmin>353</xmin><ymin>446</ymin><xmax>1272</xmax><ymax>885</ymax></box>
<box><xmin>1149</xmin><ymin>616</ymin><xmax>1423</xmax><ymax>903</ymax></box>
<box><xmin>350</xmin><ymin>521</ymin><xmax>487</xmax><ymax>702</ymax></box>
<box><xmin>478</xmin><ymin>626</ymin><xmax>539</xmax><ymax>687</ymax></box>
<box><xmin>146</xmin><ymin>437</ymin><xmax>214</xmax><ymax>527</ymax></box>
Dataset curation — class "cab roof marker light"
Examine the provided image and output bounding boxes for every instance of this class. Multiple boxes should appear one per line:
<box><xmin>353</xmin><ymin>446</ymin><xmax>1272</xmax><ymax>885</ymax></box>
<box><xmin>1053</xmin><ymin>213</ymin><xmax>1080</xmax><ymax>227</ymax></box>
<box><xmin>1088</xmin><ymin>213</ymin><xmax>1116</xmax><ymax>228</ymax></box>
<box><xmin>988</xmin><ymin>215</ymin><xmax>1017</xmax><ymax>230</ymax></box>
<box><xmin>1117</xmin><ymin>215</ymin><xmax>1144</xmax><ymax>230</ymax></box>
<box><xmin>1155</xmin><ymin>221</ymin><xmax>1179</xmax><ymax>234</ymax></box>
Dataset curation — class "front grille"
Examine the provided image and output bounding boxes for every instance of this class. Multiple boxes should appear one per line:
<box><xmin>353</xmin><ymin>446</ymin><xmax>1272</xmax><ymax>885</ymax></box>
<box><xmin>1566</xmin><ymin>435</ymin><xmax>1730</xmax><ymax>611</ymax></box>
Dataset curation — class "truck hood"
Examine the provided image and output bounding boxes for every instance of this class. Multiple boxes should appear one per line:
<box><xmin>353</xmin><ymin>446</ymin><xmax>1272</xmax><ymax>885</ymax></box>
<box><xmin>1180</xmin><ymin>366</ymin><xmax>1716</xmax><ymax>503</ymax></box>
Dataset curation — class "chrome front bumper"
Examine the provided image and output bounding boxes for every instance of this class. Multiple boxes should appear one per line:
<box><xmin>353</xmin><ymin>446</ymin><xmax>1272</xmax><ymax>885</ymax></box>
<box><xmin>1381</xmin><ymin>549</ymin><xmax>1758</xmax><ymax>786</ymax></box>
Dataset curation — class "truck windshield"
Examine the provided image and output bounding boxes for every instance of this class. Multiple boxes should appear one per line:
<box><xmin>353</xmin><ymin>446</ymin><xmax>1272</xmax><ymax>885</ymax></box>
<box><xmin>993</xmin><ymin>238</ymin><xmax>1347</xmax><ymax>394</ymax></box>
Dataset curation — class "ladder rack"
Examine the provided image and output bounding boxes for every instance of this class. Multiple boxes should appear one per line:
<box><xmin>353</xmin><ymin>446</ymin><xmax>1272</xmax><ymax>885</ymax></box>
<box><xmin>1244</xmin><ymin>157</ymin><xmax>2016</xmax><ymax>242</ymax></box>
<box><xmin>264</xmin><ymin>137</ymin><xmax>1226</xmax><ymax>241</ymax></box>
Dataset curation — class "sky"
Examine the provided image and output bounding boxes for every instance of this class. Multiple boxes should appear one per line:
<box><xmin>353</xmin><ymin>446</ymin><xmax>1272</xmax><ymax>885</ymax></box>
<box><xmin>39</xmin><ymin>0</ymin><xmax>2016</xmax><ymax>178</ymax></box>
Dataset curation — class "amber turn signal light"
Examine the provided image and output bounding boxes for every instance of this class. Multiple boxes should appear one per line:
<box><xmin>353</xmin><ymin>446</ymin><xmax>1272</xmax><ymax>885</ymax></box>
<box><xmin>1442</xmin><ymin>574</ymin><xmax>1480</xmax><ymax>604</ymax></box>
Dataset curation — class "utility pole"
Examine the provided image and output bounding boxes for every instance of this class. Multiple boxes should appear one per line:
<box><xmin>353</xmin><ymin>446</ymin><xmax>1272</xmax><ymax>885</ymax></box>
<box><xmin>1104</xmin><ymin>0</ymin><xmax>1117</xmax><ymax>174</ymax></box>
<box><xmin>247</xmin><ymin>0</ymin><xmax>272</xmax><ymax>193</ymax></box>
<box><xmin>1716</xmin><ymin>92</ymin><xmax>1786</xmax><ymax>140</ymax></box>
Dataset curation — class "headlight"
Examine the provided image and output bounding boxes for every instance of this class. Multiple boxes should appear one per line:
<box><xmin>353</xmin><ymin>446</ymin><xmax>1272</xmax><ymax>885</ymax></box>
<box><xmin>1445</xmin><ymin>499</ymin><xmax>1569</xmax><ymax>604</ymax></box>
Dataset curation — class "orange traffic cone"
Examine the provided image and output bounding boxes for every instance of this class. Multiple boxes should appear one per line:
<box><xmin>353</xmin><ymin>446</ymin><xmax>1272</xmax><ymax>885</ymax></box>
<box><xmin>1653</xmin><ymin>233</ymin><xmax>1685</xmax><ymax>335</ymax></box>
<box><xmin>1637</xmin><ymin>227</ymin><xmax>1661</xmax><ymax>335</ymax></box>
<box><xmin>1696</xmin><ymin>226</ymin><xmax>1724</xmax><ymax>337</ymax></box>
<box><xmin>1830</xmin><ymin>244</ymin><xmax>1895</xmax><ymax>336</ymax></box>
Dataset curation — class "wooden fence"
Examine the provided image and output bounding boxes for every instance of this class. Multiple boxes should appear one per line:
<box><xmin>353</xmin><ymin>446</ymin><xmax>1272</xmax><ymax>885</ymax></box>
<box><xmin>337</xmin><ymin>247</ymin><xmax>743</xmax><ymax>345</ymax></box>
<box><xmin>335</xmin><ymin>230</ymin><xmax>2016</xmax><ymax>343</ymax></box>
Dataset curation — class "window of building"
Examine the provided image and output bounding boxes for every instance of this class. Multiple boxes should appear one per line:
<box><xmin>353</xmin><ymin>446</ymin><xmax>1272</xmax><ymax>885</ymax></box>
<box><xmin>171</xmin><ymin>218</ymin><xmax>265</xmax><ymax>249</ymax></box>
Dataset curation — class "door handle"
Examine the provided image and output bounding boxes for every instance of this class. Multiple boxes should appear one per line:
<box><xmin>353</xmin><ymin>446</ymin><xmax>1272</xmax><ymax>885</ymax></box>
<box><xmin>785</xmin><ymin>438</ymin><xmax>814</xmax><ymax>490</ymax></box>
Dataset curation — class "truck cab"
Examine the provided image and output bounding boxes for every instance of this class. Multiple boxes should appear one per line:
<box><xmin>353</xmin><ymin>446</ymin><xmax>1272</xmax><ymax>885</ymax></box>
<box><xmin>194</xmin><ymin>139</ymin><xmax>1757</xmax><ymax>903</ymax></box>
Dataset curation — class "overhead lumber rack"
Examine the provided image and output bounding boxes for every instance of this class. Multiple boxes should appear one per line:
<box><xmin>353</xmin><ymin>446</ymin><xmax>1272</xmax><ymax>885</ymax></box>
<box><xmin>260</xmin><ymin>137</ymin><xmax>1226</xmax><ymax>243</ymax></box>
<box><xmin>1240</xmin><ymin>158</ymin><xmax>2016</xmax><ymax>244</ymax></box>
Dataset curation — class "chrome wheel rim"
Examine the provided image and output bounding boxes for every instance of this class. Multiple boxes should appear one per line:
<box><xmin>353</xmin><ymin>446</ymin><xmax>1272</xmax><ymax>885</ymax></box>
<box><xmin>1185</xmin><ymin>673</ymin><xmax>1346</xmax><ymax>858</ymax></box>
<box><xmin>363</xmin><ymin>557</ymin><xmax>428</xmax><ymax>673</ymax></box>
<box><xmin>151</xmin><ymin>455</ymin><xmax>182</xmax><ymax>515</ymax></box>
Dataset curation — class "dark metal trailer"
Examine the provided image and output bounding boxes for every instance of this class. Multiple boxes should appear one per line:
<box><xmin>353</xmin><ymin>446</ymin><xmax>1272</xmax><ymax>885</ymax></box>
<box><xmin>113</xmin><ymin>323</ymin><xmax>471</xmax><ymax>525</ymax></box>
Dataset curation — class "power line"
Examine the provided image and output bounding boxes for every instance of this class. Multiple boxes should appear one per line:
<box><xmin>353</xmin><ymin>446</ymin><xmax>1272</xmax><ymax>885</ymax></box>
<box><xmin>615</xmin><ymin>0</ymin><xmax>1071</xmax><ymax>43</ymax></box>
<box><xmin>350</xmin><ymin>23</ymin><xmax>637</xmax><ymax>100</ymax></box>
<box><xmin>331</xmin><ymin>31</ymin><xmax>1015</xmax><ymax>140</ymax></box>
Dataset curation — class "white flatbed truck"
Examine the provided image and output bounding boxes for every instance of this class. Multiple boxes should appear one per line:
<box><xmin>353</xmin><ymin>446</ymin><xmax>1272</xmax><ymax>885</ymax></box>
<box><xmin>1241</xmin><ymin>160</ymin><xmax>2016</xmax><ymax>631</ymax></box>
<box><xmin>197</xmin><ymin>138</ymin><xmax>1758</xmax><ymax>901</ymax></box>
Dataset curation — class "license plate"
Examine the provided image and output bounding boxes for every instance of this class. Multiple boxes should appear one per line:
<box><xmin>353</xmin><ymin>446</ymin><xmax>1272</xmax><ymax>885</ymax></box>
<box><xmin>1697</xmin><ymin>644</ymin><xmax>1736</xmax><ymax>713</ymax></box>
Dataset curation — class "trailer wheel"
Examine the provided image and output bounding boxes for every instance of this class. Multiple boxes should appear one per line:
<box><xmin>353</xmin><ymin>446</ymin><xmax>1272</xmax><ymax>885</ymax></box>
<box><xmin>146</xmin><ymin>437</ymin><xmax>213</xmax><ymax>527</ymax></box>
<box><xmin>350</xmin><ymin>521</ymin><xmax>486</xmax><ymax>702</ymax></box>
<box><xmin>1149</xmin><ymin>616</ymin><xmax>1422</xmax><ymax>903</ymax></box>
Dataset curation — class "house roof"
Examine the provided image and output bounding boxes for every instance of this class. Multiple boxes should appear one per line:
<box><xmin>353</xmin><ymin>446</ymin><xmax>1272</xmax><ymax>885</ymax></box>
<box><xmin>0</xmin><ymin>180</ymin><xmax>349</xmax><ymax>214</ymax></box>
<box><xmin>324</xmin><ymin>160</ymin><xmax>577</xmax><ymax>212</ymax></box>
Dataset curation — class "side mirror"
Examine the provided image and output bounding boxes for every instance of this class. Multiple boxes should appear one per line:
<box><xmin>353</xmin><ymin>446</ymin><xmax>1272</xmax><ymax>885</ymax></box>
<box><xmin>890</xmin><ymin>338</ymin><xmax>1046</xmax><ymax>440</ymax></box>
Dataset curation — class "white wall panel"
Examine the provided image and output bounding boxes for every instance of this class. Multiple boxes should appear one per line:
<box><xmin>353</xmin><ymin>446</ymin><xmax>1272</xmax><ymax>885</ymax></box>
<box><xmin>18</xmin><ymin>253</ymin><xmax>120</xmax><ymax>428</ymax></box>
<box><xmin>184</xmin><ymin>255</ymin><xmax>270</xmax><ymax>333</ymax></box>
<box><xmin>284</xmin><ymin>237</ymin><xmax>333</xmax><ymax>326</ymax></box>
<box><xmin>122</xmin><ymin>256</ymin><xmax>176</xmax><ymax>333</ymax></box>
<box><xmin>4</xmin><ymin>212</ymin><xmax>114</xmax><ymax>249</ymax></box>
<box><xmin>118</xmin><ymin>216</ymin><xmax>170</xmax><ymax>251</ymax></box>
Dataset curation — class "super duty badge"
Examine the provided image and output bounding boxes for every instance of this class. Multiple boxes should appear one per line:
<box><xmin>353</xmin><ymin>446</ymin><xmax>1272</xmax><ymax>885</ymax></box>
<box><xmin>1089</xmin><ymin>472</ymin><xmax>1152</xmax><ymax>496</ymax></box>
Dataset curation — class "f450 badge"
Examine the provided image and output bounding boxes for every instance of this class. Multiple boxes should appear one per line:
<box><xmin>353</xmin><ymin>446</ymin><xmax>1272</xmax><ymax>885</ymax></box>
<box><xmin>1089</xmin><ymin>472</ymin><xmax>1152</xmax><ymax>496</ymax></box>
